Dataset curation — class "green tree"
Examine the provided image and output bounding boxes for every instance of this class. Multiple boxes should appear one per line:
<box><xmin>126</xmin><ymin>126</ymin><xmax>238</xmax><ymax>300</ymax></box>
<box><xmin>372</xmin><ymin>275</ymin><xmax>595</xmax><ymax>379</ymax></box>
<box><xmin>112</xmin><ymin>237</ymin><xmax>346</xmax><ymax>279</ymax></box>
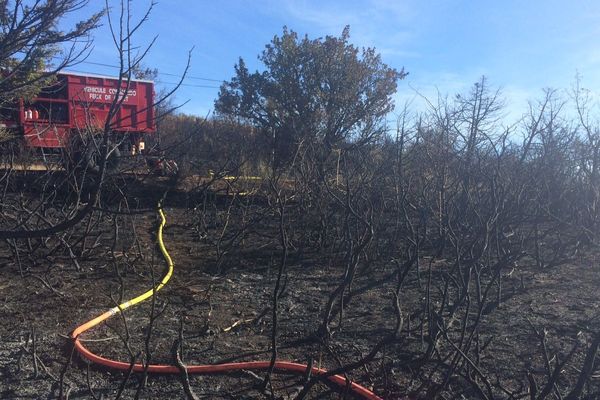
<box><xmin>0</xmin><ymin>0</ymin><xmax>103</xmax><ymax>105</ymax></box>
<box><xmin>215</xmin><ymin>26</ymin><xmax>406</xmax><ymax>171</ymax></box>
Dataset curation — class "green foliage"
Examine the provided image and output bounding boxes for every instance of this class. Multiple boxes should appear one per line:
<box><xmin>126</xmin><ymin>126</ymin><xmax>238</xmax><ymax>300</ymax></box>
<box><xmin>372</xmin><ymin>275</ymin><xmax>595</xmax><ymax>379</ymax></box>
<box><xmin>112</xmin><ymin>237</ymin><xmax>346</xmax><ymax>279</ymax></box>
<box><xmin>0</xmin><ymin>0</ymin><xmax>103</xmax><ymax>105</ymax></box>
<box><xmin>215</xmin><ymin>26</ymin><xmax>406</xmax><ymax>170</ymax></box>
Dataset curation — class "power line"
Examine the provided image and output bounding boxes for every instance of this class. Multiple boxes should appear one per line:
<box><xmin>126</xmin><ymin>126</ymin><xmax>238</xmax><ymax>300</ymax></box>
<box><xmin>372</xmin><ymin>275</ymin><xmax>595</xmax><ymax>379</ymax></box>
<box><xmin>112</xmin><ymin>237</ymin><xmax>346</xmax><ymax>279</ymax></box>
<box><xmin>65</xmin><ymin>69</ymin><xmax>221</xmax><ymax>89</ymax></box>
<box><xmin>81</xmin><ymin>60</ymin><xmax>224</xmax><ymax>82</ymax></box>
<box><xmin>52</xmin><ymin>56</ymin><xmax>225</xmax><ymax>83</ymax></box>
<box><xmin>155</xmin><ymin>80</ymin><xmax>221</xmax><ymax>89</ymax></box>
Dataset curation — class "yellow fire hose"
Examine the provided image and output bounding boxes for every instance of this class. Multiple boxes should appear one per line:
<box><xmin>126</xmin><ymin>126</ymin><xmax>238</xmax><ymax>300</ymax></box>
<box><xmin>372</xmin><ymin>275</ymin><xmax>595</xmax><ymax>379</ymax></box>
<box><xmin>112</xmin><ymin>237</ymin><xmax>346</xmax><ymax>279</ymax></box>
<box><xmin>70</xmin><ymin>205</ymin><xmax>382</xmax><ymax>400</ymax></box>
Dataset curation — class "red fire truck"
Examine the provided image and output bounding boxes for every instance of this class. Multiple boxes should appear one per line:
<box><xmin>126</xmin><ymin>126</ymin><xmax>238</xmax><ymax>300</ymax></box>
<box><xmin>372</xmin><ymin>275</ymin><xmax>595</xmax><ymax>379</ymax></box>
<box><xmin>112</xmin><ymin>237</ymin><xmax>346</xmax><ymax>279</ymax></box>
<box><xmin>0</xmin><ymin>71</ymin><xmax>156</xmax><ymax>171</ymax></box>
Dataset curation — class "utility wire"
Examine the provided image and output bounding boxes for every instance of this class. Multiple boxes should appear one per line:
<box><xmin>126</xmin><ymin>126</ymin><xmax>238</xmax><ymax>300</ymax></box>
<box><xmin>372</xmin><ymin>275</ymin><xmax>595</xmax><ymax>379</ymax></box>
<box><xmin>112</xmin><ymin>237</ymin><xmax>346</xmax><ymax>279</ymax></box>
<box><xmin>155</xmin><ymin>80</ymin><xmax>220</xmax><ymax>89</ymax></box>
<box><xmin>52</xmin><ymin>56</ymin><xmax>224</xmax><ymax>83</ymax></box>
<box><xmin>66</xmin><ymin>69</ymin><xmax>221</xmax><ymax>89</ymax></box>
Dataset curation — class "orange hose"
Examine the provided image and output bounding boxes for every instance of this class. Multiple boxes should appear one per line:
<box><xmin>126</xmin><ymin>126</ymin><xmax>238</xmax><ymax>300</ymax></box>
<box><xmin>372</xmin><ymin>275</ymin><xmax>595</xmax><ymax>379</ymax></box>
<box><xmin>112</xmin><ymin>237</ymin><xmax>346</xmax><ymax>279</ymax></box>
<box><xmin>71</xmin><ymin>206</ymin><xmax>383</xmax><ymax>400</ymax></box>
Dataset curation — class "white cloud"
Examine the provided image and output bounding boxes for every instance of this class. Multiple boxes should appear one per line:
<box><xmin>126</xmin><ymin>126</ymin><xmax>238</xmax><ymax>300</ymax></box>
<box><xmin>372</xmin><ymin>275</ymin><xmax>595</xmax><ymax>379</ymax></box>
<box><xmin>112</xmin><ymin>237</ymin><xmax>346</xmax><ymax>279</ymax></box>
<box><xmin>271</xmin><ymin>0</ymin><xmax>415</xmax><ymax>54</ymax></box>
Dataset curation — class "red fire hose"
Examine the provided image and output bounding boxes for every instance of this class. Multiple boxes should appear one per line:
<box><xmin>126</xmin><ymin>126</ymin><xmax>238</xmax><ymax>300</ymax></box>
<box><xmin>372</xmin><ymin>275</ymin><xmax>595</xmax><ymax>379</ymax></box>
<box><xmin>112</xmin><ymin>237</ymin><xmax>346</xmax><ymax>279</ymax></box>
<box><xmin>71</xmin><ymin>206</ymin><xmax>383</xmax><ymax>400</ymax></box>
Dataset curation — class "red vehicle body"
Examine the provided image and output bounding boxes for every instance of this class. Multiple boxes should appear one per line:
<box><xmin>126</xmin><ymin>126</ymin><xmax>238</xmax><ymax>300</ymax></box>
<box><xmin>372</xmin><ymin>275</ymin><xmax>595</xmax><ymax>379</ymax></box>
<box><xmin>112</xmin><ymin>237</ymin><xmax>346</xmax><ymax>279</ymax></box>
<box><xmin>0</xmin><ymin>71</ymin><xmax>155</xmax><ymax>153</ymax></box>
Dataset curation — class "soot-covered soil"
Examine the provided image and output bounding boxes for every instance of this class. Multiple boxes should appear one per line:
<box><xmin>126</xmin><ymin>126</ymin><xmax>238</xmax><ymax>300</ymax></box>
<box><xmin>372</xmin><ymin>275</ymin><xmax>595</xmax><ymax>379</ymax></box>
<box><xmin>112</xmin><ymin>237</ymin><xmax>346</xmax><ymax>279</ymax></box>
<box><xmin>1</xmin><ymin>186</ymin><xmax>600</xmax><ymax>399</ymax></box>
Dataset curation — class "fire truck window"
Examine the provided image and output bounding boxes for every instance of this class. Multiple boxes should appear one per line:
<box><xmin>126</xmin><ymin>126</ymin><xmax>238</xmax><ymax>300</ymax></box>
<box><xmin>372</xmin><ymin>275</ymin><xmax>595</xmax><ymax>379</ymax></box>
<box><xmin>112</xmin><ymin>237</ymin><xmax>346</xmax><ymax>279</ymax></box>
<box><xmin>34</xmin><ymin>102</ymin><xmax>68</xmax><ymax>123</ymax></box>
<box><xmin>39</xmin><ymin>81</ymin><xmax>68</xmax><ymax>99</ymax></box>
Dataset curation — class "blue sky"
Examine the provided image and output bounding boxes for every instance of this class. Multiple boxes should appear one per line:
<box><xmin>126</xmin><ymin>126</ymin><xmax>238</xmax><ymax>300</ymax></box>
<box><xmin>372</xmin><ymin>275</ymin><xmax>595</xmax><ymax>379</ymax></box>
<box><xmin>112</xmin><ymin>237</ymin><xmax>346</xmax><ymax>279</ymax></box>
<box><xmin>59</xmin><ymin>0</ymin><xmax>600</xmax><ymax>123</ymax></box>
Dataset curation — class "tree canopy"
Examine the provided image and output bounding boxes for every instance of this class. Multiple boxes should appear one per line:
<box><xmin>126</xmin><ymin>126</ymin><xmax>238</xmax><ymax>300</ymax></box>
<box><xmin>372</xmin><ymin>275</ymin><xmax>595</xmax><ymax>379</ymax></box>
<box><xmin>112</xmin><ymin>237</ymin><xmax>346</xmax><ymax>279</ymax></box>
<box><xmin>215</xmin><ymin>26</ymin><xmax>406</xmax><ymax>170</ymax></box>
<box><xmin>0</xmin><ymin>0</ymin><xmax>103</xmax><ymax>105</ymax></box>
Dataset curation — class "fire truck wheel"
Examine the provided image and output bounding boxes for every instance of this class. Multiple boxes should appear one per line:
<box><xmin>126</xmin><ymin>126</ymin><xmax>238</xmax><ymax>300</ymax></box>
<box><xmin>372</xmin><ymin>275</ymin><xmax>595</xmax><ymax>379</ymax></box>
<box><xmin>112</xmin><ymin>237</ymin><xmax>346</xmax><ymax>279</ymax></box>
<box><xmin>85</xmin><ymin>141</ymin><xmax>121</xmax><ymax>173</ymax></box>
